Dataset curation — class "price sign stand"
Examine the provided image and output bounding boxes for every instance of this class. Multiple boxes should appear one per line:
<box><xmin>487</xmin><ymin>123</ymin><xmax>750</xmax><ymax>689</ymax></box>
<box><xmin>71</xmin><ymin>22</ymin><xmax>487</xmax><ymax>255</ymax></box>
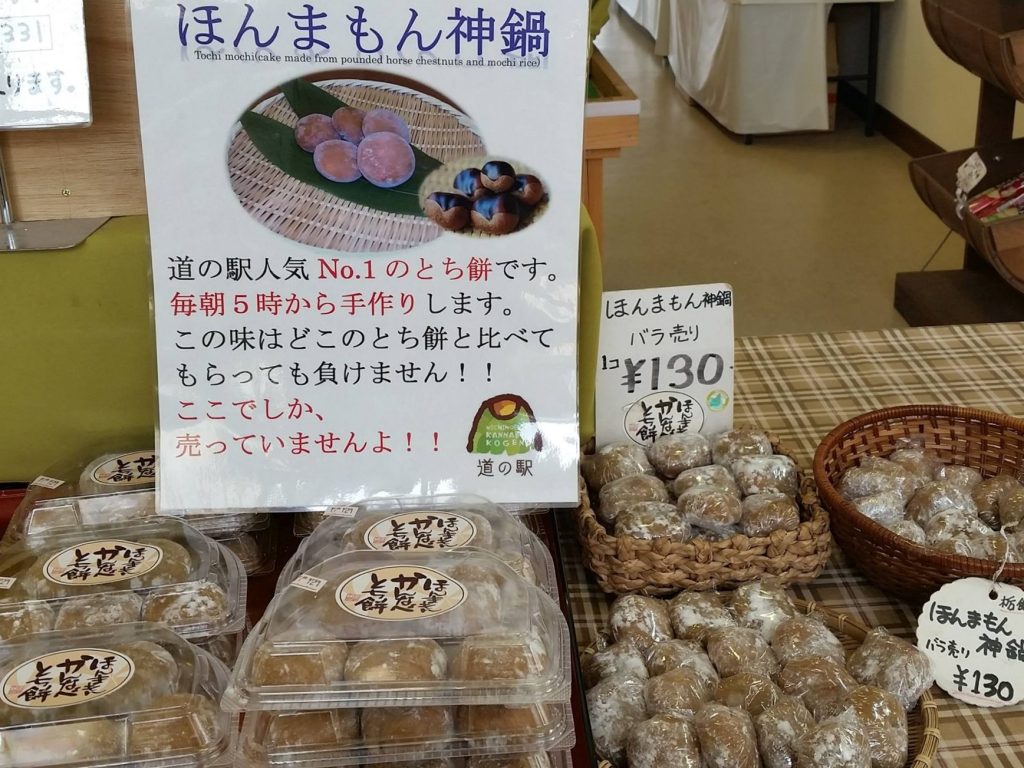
<box><xmin>0</xmin><ymin>0</ymin><xmax>106</xmax><ymax>252</ymax></box>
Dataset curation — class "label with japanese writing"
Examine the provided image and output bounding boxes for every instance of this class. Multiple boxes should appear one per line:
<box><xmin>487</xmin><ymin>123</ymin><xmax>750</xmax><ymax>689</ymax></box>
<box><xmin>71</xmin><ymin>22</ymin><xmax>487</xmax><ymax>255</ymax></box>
<box><xmin>336</xmin><ymin>565</ymin><xmax>466</xmax><ymax>620</ymax></box>
<box><xmin>917</xmin><ymin>577</ymin><xmax>1024</xmax><ymax>708</ymax></box>
<box><xmin>1</xmin><ymin>649</ymin><xmax>135</xmax><ymax>709</ymax></box>
<box><xmin>30</xmin><ymin>476</ymin><xmax>64</xmax><ymax>490</ymax></box>
<box><xmin>596</xmin><ymin>284</ymin><xmax>735</xmax><ymax>447</ymax></box>
<box><xmin>90</xmin><ymin>451</ymin><xmax>159</xmax><ymax>487</ymax></box>
<box><xmin>291</xmin><ymin>573</ymin><xmax>328</xmax><ymax>593</ymax></box>
<box><xmin>325</xmin><ymin>505</ymin><xmax>359</xmax><ymax>519</ymax></box>
<box><xmin>130</xmin><ymin>1</ymin><xmax>588</xmax><ymax>509</ymax></box>
<box><xmin>0</xmin><ymin>0</ymin><xmax>91</xmax><ymax>128</ymax></box>
<box><xmin>0</xmin><ymin>577</ymin><xmax>15</xmax><ymax>590</ymax></box>
<box><xmin>42</xmin><ymin>539</ymin><xmax>163</xmax><ymax>586</ymax></box>
<box><xmin>363</xmin><ymin>511</ymin><xmax>478</xmax><ymax>550</ymax></box>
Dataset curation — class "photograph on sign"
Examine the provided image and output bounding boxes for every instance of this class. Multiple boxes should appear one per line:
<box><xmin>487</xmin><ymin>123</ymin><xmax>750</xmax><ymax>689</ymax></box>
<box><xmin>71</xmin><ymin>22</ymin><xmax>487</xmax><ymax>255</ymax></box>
<box><xmin>595</xmin><ymin>284</ymin><xmax>735</xmax><ymax>448</ymax></box>
<box><xmin>130</xmin><ymin>2</ymin><xmax>588</xmax><ymax>510</ymax></box>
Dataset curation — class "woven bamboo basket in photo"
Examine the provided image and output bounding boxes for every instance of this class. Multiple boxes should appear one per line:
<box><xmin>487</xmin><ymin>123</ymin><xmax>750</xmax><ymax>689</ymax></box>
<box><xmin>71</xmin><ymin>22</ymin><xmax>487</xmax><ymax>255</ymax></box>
<box><xmin>576</xmin><ymin>435</ymin><xmax>831</xmax><ymax>595</ymax></box>
<box><xmin>587</xmin><ymin>598</ymin><xmax>941</xmax><ymax>768</ymax></box>
<box><xmin>229</xmin><ymin>79</ymin><xmax>485</xmax><ymax>253</ymax></box>
<box><xmin>814</xmin><ymin>405</ymin><xmax>1024</xmax><ymax>603</ymax></box>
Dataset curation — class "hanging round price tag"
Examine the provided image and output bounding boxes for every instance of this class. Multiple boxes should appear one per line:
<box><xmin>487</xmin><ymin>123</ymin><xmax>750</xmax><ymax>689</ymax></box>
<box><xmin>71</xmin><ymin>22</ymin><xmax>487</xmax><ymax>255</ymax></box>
<box><xmin>917</xmin><ymin>578</ymin><xmax>1024</xmax><ymax>707</ymax></box>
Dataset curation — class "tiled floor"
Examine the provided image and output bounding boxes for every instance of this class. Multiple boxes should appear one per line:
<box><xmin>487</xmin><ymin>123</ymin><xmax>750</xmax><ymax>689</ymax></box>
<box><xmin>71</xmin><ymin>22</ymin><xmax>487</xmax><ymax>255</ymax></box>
<box><xmin>594</xmin><ymin>8</ymin><xmax>963</xmax><ymax>337</ymax></box>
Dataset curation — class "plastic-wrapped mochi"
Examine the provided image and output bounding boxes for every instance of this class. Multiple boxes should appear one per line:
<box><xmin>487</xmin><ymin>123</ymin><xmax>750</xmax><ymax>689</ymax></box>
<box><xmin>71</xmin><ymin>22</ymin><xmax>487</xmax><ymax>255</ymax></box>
<box><xmin>695</xmin><ymin>704</ymin><xmax>759</xmax><ymax>768</ymax></box>
<box><xmin>755</xmin><ymin>696</ymin><xmax>815</xmax><ymax>768</ymax></box>
<box><xmin>626</xmin><ymin>713</ymin><xmax>702</xmax><ymax>768</ymax></box>
<box><xmin>730</xmin><ymin>580</ymin><xmax>798</xmax><ymax>642</ymax></box>
<box><xmin>668</xmin><ymin>592</ymin><xmax>736</xmax><ymax>642</ymax></box>
<box><xmin>646</xmin><ymin>433</ymin><xmax>711</xmax><ymax>479</ymax></box>
<box><xmin>609</xmin><ymin>595</ymin><xmax>673</xmax><ymax>653</ymax></box>
<box><xmin>587</xmin><ymin>674</ymin><xmax>647</xmax><ymax>768</ymax></box>
<box><xmin>583</xmin><ymin>443</ymin><xmax>655</xmax><ymax>491</ymax></box>
<box><xmin>846</xmin><ymin>628</ymin><xmax>933</xmax><ymax>710</ymax></box>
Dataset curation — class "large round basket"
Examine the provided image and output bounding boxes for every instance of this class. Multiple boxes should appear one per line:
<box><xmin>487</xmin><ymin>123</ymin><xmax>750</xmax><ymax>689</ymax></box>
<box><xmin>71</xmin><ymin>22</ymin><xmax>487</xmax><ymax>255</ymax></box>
<box><xmin>588</xmin><ymin>598</ymin><xmax>941</xmax><ymax>768</ymax></box>
<box><xmin>575</xmin><ymin>436</ymin><xmax>831</xmax><ymax>595</ymax></box>
<box><xmin>814</xmin><ymin>405</ymin><xmax>1024</xmax><ymax>603</ymax></box>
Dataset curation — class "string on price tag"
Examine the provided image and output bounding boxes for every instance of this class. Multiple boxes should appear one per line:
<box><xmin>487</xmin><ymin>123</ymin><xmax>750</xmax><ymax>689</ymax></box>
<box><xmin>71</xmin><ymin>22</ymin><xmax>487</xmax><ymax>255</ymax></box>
<box><xmin>30</xmin><ymin>476</ymin><xmax>64</xmax><ymax>490</ymax></box>
<box><xmin>917</xmin><ymin>576</ymin><xmax>1024</xmax><ymax>708</ymax></box>
<box><xmin>325</xmin><ymin>506</ymin><xmax>359</xmax><ymax>519</ymax></box>
<box><xmin>290</xmin><ymin>574</ymin><xmax>327</xmax><ymax>594</ymax></box>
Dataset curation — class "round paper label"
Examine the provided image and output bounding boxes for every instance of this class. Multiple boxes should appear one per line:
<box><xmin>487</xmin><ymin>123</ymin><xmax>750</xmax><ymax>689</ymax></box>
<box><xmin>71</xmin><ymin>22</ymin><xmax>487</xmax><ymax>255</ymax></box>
<box><xmin>363</xmin><ymin>512</ymin><xmax>478</xmax><ymax>551</ymax></box>
<box><xmin>917</xmin><ymin>577</ymin><xmax>1024</xmax><ymax>708</ymax></box>
<box><xmin>90</xmin><ymin>451</ymin><xmax>158</xmax><ymax>486</ymax></box>
<box><xmin>1</xmin><ymin>648</ymin><xmax>135</xmax><ymax>709</ymax></box>
<box><xmin>43</xmin><ymin>539</ymin><xmax>163</xmax><ymax>586</ymax></box>
<box><xmin>336</xmin><ymin>565</ymin><xmax>467</xmax><ymax>621</ymax></box>
<box><xmin>623</xmin><ymin>390</ymin><xmax>707</xmax><ymax>447</ymax></box>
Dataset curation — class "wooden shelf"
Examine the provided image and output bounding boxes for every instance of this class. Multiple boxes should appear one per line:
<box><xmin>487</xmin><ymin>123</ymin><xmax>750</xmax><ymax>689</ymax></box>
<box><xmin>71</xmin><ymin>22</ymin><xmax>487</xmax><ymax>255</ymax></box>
<box><xmin>895</xmin><ymin>267</ymin><xmax>1024</xmax><ymax>326</ymax></box>
<box><xmin>923</xmin><ymin>0</ymin><xmax>1024</xmax><ymax>100</ymax></box>
<box><xmin>910</xmin><ymin>138</ymin><xmax>1024</xmax><ymax>293</ymax></box>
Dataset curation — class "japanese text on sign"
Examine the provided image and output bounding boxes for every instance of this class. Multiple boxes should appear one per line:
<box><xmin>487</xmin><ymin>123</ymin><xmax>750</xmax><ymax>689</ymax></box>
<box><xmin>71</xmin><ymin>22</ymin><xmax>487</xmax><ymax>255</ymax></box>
<box><xmin>42</xmin><ymin>540</ymin><xmax>163</xmax><ymax>586</ymax></box>
<box><xmin>918</xmin><ymin>578</ymin><xmax>1024</xmax><ymax>707</ymax></box>
<box><xmin>596</xmin><ymin>284</ymin><xmax>735</xmax><ymax>447</ymax></box>
<box><xmin>363</xmin><ymin>512</ymin><xmax>478</xmax><ymax>550</ymax></box>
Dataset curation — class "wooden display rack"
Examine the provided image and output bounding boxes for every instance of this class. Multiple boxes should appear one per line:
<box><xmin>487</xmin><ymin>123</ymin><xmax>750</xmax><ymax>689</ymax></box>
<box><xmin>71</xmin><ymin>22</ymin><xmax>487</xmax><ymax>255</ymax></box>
<box><xmin>897</xmin><ymin>0</ymin><xmax>1024</xmax><ymax>326</ymax></box>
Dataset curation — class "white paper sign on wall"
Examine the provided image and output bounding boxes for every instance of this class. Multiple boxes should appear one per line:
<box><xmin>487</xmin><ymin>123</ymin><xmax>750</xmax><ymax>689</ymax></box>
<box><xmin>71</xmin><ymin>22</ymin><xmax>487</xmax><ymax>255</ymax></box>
<box><xmin>917</xmin><ymin>577</ymin><xmax>1024</xmax><ymax>708</ymax></box>
<box><xmin>130</xmin><ymin>1</ymin><xmax>588</xmax><ymax>510</ymax></box>
<box><xmin>0</xmin><ymin>0</ymin><xmax>91</xmax><ymax>129</ymax></box>
<box><xmin>596</xmin><ymin>284</ymin><xmax>734</xmax><ymax>447</ymax></box>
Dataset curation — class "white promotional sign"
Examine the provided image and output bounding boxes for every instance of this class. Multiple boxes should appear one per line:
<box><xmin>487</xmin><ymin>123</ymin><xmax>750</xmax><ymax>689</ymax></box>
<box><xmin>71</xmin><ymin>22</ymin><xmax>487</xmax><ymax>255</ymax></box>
<box><xmin>917</xmin><ymin>578</ymin><xmax>1024</xmax><ymax>708</ymax></box>
<box><xmin>130</xmin><ymin>1</ymin><xmax>588</xmax><ymax>510</ymax></box>
<box><xmin>596</xmin><ymin>284</ymin><xmax>734</xmax><ymax>447</ymax></box>
<box><xmin>0</xmin><ymin>0</ymin><xmax>91</xmax><ymax>128</ymax></box>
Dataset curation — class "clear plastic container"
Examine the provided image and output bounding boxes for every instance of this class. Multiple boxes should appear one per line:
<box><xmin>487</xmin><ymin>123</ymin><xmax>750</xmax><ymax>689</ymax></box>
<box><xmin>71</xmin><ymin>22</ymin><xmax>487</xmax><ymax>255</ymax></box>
<box><xmin>2</xmin><ymin>448</ymin><xmax>272</xmax><ymax>545</ymax></box>
<box><xmin>276</xmin><ymin>496</ymin><xmax>556</xmax><ymax>597</ymax></box>
<box><xmin>238</xmin><ymin>705</ymin><xmax>575</xmax><ymax>767</ymax></box>
<box><xmin>220</xmin><ymin>527</ymin><xmax>278</xmax><ymax>576</ymax></box>
<box><xmin>224</xmin><ymin>550</ymin><xmax>571</xmax><ymax>711</ymax></box>
<box><xmin>293</xmin><ymin>510</ymin><xmax>324</xmax><ymax>538</ymax></box>
<box><xmin>0</xmin><ymin>518</ymin><xmax>247</xmax><ymax>641</ymax></box>
<box><xmin>195</xmin><ymin>622</ymin><xmax>251</xmax><ymax>668</ymax></box>
<box><xmin>0</xmin><ymin>622</ymin><xmax>237</xmax><ymax>767</ymax></box>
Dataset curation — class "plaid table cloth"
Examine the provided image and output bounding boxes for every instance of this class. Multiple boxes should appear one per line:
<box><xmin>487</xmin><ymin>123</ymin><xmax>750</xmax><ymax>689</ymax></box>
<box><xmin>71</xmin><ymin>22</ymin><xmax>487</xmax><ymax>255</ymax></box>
<box><xmin>559</xmin><ymin>322</ymin><xmax>1024</xmax><ymax>768</ymax></box>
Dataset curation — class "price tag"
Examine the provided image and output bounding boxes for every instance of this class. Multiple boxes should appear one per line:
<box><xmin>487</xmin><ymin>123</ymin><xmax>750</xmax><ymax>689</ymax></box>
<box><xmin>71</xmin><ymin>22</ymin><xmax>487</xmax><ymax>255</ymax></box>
<box><xmin>30</xmin><ymin>476</ymin><xmax>64</xmax><ymax>490</ymax></box>
<box><xmin>325</xmin><ymin>506</ymin><xmax>359</xmax><ymax>519</ymax></box>
<box><xmin>596</xmin><ymin>284</ymin><xmax>735</xmax><ymax>447</ymax></box>
<box><xmin>0</xmin><ymin>577</ymin><xmax>15</xmax><ymax>590</ymax></box>
<box><xmin>957</xmin><ymin>152</ymin><xmax>988</xmax><ymax>196</ymax></box>
<box><xmin>290</xmin><ymin>574</ymin><xmax>327</xmax><ymax>594</ymax></box>
<box><xmin>917</xmin><ymin>577</ymin><xmax>1024</xmax><ymax>707</ymax></box>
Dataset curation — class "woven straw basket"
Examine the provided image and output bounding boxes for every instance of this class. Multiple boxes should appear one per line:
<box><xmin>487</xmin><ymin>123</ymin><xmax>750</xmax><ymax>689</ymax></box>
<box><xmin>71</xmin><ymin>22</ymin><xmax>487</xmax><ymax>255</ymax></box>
<box><xmin>589</xmin><ymin>598</ymin><xmax>941</xmax><ymax>768</ymax></box>
<box><xmin>576</xmin><ymin>436</ymin><xmax>831</xmax><ymax>595</ymax></box>
<box><xmin>814</xmin><ymin>405</ymin><xmax>1024</xmax><ymax>603</ymax></box>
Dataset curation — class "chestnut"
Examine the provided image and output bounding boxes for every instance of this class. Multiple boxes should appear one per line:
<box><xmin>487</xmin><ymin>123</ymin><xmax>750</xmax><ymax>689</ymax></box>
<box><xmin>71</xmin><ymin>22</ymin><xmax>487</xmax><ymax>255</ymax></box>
<box><xmin>424</xmin><ymin>192</ymin><xmax>471</xmax><ymax>231</ymax></box>
<box><xmin>481</xmin><ymin>160</ymin><xmax>516</xmax><ymax>194</ymax></box>
<box><xmin>512</xmin><ymin>174</ymin><xmax>545</xmax><ymax>207</ymax></box>
<box><xmin>454</xmin><ymin>168</ymin><xmax>488</xmax><ymax>201</ymax></box>
<box><xmin>471</xmin><ymin>194</ymin><xmax>520</xmax><ymax>235</ymax></box>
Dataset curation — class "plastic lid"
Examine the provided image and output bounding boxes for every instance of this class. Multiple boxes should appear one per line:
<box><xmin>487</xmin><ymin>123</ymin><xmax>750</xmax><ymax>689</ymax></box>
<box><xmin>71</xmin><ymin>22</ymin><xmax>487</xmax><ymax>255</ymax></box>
<box><xmin>0</xmin><ymin>623</ymin><xmax>236</xmax><ymax>767</ymax></box>
<box><xmin>0</xmin><ymin>518</ymin><xmax>247</xmax><ymax>641</ymax></box>
<box><xmin>3</xmin><ymin>447</ymin><xmax>271</xmax><ymax>545</ymax></box>
<box><xmin>221</xmin><ymin>527</ymin><xmax>278</xmax><ymax>577</ymax></box>
<box><xmin>224</xmin><ymin>550</ymin><xmax>571</xmax><ymax>711</ymax></box>
<box><xmin>277</xmin><ymin>495</ymin><xmax>556</xmax><ymax>597</ymax></box>
<box><xmin>238</xmin><ymin>705</ymin><xmax>575</xmax><ymax>767</ymax></box>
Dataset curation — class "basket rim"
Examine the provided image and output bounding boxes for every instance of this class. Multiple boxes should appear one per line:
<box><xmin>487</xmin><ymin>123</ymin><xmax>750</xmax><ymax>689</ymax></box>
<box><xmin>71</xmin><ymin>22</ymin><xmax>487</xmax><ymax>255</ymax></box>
<box><xmin>812</xmin><ymin>404</ymin><xmax>1024</xmax><ymax>578</ymax></box>
<box><xmin>587</xmin><ymin>596</ymin><xmax>941</xmax><ymax>768</ymax></box>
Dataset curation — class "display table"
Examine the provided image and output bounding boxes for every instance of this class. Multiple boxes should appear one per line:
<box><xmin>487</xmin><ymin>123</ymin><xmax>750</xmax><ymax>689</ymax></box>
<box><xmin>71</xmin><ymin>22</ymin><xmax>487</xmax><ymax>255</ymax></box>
<box><xmin>559</xmin><ymin>321</ymin><xmax>1024</xmax><ymax>766</ymax></box>
<box><xmin>667</xmin><ymin>0</ymin><xmax>892</xmax><ymax>137</ymax></box>
<box><xmin>615</xmin><ymin>0</ymin><xmax>671</xmax><ymax>56</ymax></box>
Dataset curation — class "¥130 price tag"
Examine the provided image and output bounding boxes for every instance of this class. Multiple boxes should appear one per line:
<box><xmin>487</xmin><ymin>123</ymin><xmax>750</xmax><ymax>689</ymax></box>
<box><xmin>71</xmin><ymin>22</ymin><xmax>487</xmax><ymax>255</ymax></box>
<box><xmin>917</xmin><ymin>578</ymin><xmax>1024</xmax><ymax>708</ymax></box>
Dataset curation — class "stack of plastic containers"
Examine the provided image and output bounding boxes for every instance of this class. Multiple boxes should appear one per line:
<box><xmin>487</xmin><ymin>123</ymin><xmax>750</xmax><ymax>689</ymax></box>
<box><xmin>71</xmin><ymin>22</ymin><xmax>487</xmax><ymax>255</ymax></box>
<box><xmin>226</xmin><ymin>495</ymin><xmax>575</xmax><ymax>767</ymax></box>
<box><xmin>3</xmin><ymin>446</ymin><xmax>277</xmax><ymax>576</ymax></box>
<box><xmin>0</xmin><ymin>623</ymin><xmax>237</xmax><ymax>767</ymax></box>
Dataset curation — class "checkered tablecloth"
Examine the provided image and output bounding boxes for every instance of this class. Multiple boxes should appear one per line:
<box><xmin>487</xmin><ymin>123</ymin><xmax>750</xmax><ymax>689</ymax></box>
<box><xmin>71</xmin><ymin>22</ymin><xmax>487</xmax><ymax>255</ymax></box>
<box><xmin>559</xmin><ymin>322</ymin><xmax>1024</xmax><ymax>768</ymax></box>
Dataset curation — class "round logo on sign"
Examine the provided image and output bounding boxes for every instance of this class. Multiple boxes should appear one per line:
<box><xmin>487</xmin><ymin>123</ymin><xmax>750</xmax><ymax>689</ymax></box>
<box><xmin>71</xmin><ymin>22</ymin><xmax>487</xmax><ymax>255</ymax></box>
<box><xmin>90</xmin><ymin>451</ymin><xmax>158</xmax><ymax>487</ymax></box>
<box><xmin>1</xmin><ymin>648</ymin><xmax>135</xmax><ymax>709</ymax></box>
<box><xmin>336</xmin><ymin>565</ymin><xmax>467</xmax><ymax>621</ymax></box>
<box><xmin>364</xmin><ymin>512</ymin><xmax>478</xmax><ymax>551</ymax></box>
<box><xmin>43</xmin><ymin>539</ymin><xmax>163</xmax><ymax>586</ymax></box>
<box><xmin>623</xmin><ymin>391</ymin><xmax>706</xmax><ymax>447</ymax></box>
<box><xmin>917</xmin><ymin>577</ymin><xmax>1024</xmax><ymax>708</ymax></box>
